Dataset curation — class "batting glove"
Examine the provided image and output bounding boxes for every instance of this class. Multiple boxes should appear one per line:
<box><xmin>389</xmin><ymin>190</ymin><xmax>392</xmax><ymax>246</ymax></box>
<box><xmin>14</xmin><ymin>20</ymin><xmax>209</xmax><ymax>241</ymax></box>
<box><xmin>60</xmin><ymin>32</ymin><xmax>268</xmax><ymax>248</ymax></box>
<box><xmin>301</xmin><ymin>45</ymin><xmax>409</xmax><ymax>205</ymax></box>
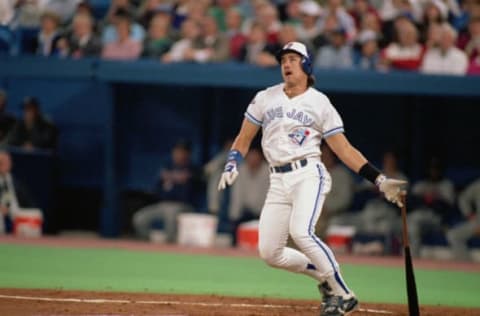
<box><xmin>217</xmin><ymin>150</ymin><xmax>243</xmax><ymax>191</ymax></box>
<box><xmin>376</xmin><ymin>175</ymin><xmax>407</xmax><ymax>208</ymax></box>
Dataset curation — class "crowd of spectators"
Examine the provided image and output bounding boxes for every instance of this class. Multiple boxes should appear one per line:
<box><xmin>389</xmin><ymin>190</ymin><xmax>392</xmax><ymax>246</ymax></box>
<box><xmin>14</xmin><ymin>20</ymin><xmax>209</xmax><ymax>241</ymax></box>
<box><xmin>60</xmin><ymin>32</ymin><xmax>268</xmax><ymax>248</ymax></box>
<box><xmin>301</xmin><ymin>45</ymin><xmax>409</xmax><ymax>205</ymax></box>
<box><xmin>1</xmin><ymin>0</ymin><xmax>480</xmax><ymax>75</ymax></box>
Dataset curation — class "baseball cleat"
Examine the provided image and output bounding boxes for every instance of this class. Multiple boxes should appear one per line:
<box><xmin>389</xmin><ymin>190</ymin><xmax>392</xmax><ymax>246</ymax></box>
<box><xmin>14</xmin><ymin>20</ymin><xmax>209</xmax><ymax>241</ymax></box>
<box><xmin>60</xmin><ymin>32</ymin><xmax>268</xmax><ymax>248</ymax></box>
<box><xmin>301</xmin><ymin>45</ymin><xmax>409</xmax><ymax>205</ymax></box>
<box><xmin>318</xmin><ymin>282</ymin><xmax>359</xmax><ymax>315</ymax></box>
<box><xmin>320</xmin><ymin>295</ymin><xmax>345</xmax><ymax>316</ymax></box>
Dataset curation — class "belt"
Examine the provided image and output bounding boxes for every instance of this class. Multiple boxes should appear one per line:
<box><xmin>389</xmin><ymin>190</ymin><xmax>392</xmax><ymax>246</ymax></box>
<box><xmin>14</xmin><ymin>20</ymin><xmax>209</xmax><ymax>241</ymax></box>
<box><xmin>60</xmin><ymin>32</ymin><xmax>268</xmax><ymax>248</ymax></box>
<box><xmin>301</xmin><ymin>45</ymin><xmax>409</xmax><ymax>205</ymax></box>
<box><xmin>270</xmin><ymin>159</ymin><xmax>308</xmax><ymax>173</ymax></box>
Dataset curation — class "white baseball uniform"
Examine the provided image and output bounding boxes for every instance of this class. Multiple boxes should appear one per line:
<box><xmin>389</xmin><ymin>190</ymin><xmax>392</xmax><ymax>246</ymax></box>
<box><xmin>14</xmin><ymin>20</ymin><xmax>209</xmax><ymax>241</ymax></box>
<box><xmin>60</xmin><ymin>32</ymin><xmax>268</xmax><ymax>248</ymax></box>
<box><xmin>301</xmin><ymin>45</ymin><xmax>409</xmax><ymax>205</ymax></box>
<box><xmin>245</xmin><ymin>82</ymin><xmax>352</xmax><ymax>296</ymax></box>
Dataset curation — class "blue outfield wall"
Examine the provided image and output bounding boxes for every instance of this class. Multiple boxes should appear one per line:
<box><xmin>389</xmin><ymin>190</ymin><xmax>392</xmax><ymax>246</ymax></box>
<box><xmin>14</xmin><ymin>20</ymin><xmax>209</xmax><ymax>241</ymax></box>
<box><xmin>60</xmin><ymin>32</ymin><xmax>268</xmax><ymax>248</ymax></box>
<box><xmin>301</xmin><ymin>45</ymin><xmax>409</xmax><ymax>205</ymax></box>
<box><xmin>1</xmin><ymin>57</ymin><xmax>480</xmax><ymax>236</ymax></box>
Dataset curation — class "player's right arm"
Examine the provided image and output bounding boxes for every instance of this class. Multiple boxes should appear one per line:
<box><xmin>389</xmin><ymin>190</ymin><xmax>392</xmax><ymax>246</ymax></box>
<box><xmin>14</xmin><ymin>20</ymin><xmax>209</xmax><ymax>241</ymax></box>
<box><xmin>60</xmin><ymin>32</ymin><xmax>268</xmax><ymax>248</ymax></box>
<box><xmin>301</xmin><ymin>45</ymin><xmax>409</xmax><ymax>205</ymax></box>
<box><xmin>218</xmin><ymin>119</ymin><xmax>260</xmax><ymax>191</ymax></box>
<box><xmin>231</xmin><ymin>118</ymin><xmax>261</xmax><ymax>157</ymax></box>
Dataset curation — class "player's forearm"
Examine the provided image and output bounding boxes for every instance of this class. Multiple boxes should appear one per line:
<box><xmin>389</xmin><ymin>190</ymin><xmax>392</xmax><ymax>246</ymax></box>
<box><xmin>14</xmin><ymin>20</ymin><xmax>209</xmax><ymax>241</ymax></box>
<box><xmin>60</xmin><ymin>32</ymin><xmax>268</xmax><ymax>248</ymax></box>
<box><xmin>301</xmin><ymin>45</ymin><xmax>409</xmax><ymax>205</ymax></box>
<box><xmin>338</xmin><ymin>146</ymin><xmax>368</xmax><ymax>173</ymax></box>
<box><xmin>231</xmin><ymin>135</ymin><xmax>252</xmax><ymax>158</ymax></box>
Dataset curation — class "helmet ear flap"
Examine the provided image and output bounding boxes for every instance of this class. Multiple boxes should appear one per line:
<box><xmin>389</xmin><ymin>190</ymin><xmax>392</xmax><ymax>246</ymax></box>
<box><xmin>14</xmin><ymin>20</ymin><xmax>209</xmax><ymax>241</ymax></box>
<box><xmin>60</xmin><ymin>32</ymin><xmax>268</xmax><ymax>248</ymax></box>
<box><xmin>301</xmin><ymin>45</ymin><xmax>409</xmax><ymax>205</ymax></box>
<box><xmin>301</xmin><ymin>55</ymin><xmax>313</xmax><ymax>75</ymax></box>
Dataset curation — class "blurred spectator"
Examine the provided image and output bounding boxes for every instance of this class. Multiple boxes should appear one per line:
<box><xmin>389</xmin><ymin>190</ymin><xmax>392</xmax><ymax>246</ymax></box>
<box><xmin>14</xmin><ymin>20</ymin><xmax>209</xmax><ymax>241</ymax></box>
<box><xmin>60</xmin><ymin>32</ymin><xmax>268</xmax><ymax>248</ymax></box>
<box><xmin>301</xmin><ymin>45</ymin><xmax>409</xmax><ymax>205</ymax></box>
<box><xmin>204</xmin><ymin>137</ymin><xmax>233</xmax><ymax>215</ymax></box>
<box><xmin>419</xmin><ymin>0</ymin><xmax>448</xmax><ymax>42</ymax></box>
<box><xmin>132</xmin><ymin>140</ymin><xmax>201</xmax><ymax>243</ymax></box>
<box><xmin>354</xmin><ymin>151</ymin><xmax>408</xmax><ymax>244</ymax></box>
<box><xmin>102</xmin><ymin>11</ymin><xmax>142</xmax><ymax>60</ymax></box>
<box><xmin>237</xmin><ymin>22</ymin><xmax>277</xmax><ymax>66</ymax></box>
<box><xmin>9</xmin><ymin>0</ymin><xmax>47</xmax><ymax>28</ymax></box>
<box><xmin>314</xmin><ymin>27</ymin><xmax>353</xmax><ymax>69</ymax></box>
<box><xmin>162</xmin><ymin>18</ymin><xmax>201</xmax><ymax>63</ymax></box>
<box><xmin>447</xmin><ymin>178</ymin><xmax>480</xmax><ymax>261</ymax></box>
<box><xmin>349</xmin><ymin>0</ymin><xmax>381</xmax><ymax>30</ymax></box>
<box><xmin>468</xmin><ymin>55</ymin><xmax>480</xmax><ymax>75</ymax></box>
<box><xmin>208</xmin><ymin>0</ymin><xmax>237</xmax><ymax>32</ymax></box>
<box><xmin>353</xmin><ymin>29</ymin><xmax>381</xmax><ymax>69</ymax></box>
<box><xmin>58</xmin><ymin>13</ymin><xmax>102</xmax><ymax>58</ymax></box>
<box><xmin>0</xmin><ymin>90</ymin><xmax>16</xmax><ymax>144</ymax></box>
<box><xmin>8</xmin><ymin>97</ymin><xmax>58</xmax><ymax>151</ymax></box>
<box><xmin>294</xmin><ymin>0</ymin><xmax>323</xmax><ymax>49</ymax></box>
<box><xmin>242</xmin><ymin>1</ymin><xmax>281</xmax><ymax>44</ymax></box>
<box><xmin>420</xmin><ymin>23</ymin><xmax>468</xmax><ymax>75</ymax></box>
<box><xmin>136</xmin><ymin>0</ymin><xmax>172</xmax><ymax>29</ymax></box>
<box><xmin>35</xmin><ymin>11</ymin><xmax>62</xmax><ymax>57</ymax></box>
<box><xmin>0</xmin><ymin>0</ymin><xmax>15</xmax><ymax>25</ymax></box>
<box><xmin>379</xmin><ymin>0</ymin><xmax>423</xmax><ymax>45</ymax></box>
<box><xmin>185</xmin><ymin>0</ymin><xmax>210</xmax><ymax>25</ymax></box>
<box><xmin>284</xmin><ymin>0</ymin><xmax>302</xmax><ymax>25</ymax></box>
<box><xmin>102</xmin><ymin>8</ymin><xmax>146</xmax><ymax>45</ymax></box>
<box><xmin>318</xmin><ymin>0</ymin><xmax>357</xmax><ymax>42</ymax></box>
<box><xmin>225</xmin><ymin>8</ymin><xmax>247</xmax><ymax>60</ymax></box>
<box><xmin>195</xmin><ymin>15</ymin><xmax>230</xmax><ymax>62</ymax></box>
<box><xmin>459</xmin><ymin>17</ymin><xmax>480</xmax><ymax>61</ymax></box>
<box><xmin>253</xmin><ymin>23</ymin><xmax>301</xmax><ymax>67</ymax></box>
<box><xmin>229</xmin><ymin>146</ymin><xmax>269</xmax><ymax>245</ymax></box>
<box><xmin>407</xmin><ymin>157</ymin><xmax>456</xmax><ymax>257</ymax></box>
<box><xmin>141</xmin><ymin>12</ymin><xmax>172</xmax><ymax>59</ymax></box>
<box><xmin>317</xmin><ymin>143</ymin><xmax>355</xmax><ymax>238</ymax></box>
<box><xmin>43</xmin><ymin>0</ymin><xmax>82</xmax><ymax>24</ymax></box>
<box><xmin>379</xmin><ymin>17</ymin><xmax>425</xmax><ymax>71</ymax></box>
<box><xmin>359</xmin><ymin>11</ymin><xmax>384</xmax><ymax>46</ymax></box>
<box><xmin>0</xmin><ymin>150</ymin><xmax>35</xmax><ymax>235</ymax></box>
<box><xmin>105</xmin><ymin>0</ymin><xmax>136</xmax><ymax>25</ymax></box>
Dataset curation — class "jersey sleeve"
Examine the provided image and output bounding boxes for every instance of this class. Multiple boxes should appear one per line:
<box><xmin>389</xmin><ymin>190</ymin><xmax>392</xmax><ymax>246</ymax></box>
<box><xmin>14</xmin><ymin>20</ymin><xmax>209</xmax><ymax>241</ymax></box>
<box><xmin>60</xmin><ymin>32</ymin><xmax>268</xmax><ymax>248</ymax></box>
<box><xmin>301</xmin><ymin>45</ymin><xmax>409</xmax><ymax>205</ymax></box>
<box><xmin>244</xmin><ymin>90</ymin><xmax>265</xmax><ymax>126</ymax></box>
<box><xmin>322</xmin><ymin>101</ymin><xmax>344</xmax><ymax>138</ymax></box>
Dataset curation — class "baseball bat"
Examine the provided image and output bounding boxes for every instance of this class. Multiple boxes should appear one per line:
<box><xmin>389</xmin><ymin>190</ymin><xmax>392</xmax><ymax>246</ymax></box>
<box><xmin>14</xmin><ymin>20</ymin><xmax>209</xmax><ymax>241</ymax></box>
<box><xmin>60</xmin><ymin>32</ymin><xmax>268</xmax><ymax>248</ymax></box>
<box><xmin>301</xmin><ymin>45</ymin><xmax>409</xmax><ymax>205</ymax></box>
<box><xmin>400</xmin><ymin>195</ymin><xmax>420</xmax><ymax>316</ymax></box>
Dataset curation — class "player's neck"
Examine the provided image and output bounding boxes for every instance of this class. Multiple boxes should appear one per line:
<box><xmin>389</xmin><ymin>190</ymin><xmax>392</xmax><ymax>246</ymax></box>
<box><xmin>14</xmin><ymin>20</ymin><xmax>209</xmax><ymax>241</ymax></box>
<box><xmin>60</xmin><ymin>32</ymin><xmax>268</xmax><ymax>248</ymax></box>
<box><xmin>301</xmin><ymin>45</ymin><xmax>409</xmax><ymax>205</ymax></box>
<box><xmin>283</xmin><ymin>83</ymin><xmax>308</xmax><ymax>99</ymax></box>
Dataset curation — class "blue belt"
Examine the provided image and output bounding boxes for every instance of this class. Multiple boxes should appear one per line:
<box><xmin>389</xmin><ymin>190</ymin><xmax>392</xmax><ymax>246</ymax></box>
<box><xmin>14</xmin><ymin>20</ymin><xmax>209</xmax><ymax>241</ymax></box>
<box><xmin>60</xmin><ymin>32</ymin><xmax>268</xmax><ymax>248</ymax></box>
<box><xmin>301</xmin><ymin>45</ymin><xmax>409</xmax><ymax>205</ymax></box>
<box><xmin>270</xmin><ymin>159</ymin><xmax>308</xmax><ymax>173</ymax></box>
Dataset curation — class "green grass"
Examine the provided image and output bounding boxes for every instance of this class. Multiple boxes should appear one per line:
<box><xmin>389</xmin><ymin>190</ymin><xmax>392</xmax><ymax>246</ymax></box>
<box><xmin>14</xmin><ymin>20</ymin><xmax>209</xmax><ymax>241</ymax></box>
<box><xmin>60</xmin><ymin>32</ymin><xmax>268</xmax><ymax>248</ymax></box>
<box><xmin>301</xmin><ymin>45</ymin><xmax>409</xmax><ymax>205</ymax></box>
<box><xmin>0</xmin><ymin>244</ymin><xmax>479</xmax><ymax>307</ymax></box>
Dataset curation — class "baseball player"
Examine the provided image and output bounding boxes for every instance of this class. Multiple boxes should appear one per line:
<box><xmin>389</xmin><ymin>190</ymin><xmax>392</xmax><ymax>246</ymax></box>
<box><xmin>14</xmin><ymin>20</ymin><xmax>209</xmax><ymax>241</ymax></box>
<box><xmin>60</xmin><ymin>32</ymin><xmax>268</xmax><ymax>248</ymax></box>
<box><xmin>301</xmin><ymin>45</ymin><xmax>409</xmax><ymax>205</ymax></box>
<box><xmin>218</xmin><ymin>41</ymin><xmax>406</xmax><ymax>316</ymax></box>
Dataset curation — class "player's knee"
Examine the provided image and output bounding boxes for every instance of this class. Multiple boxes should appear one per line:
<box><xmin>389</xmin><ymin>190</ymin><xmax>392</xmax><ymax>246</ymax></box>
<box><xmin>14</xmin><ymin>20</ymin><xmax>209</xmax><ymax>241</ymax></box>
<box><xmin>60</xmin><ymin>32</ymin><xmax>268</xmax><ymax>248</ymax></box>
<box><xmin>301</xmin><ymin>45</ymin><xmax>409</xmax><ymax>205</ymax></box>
<box><xmin>290</xmin><ymin>229</ymin><xmax>310</xmax><ymax>247</ymax></box>
<box><xmin>258</xmin><ymin>244</ymin><xmax>282</xmax><ymax>267</ymax></box>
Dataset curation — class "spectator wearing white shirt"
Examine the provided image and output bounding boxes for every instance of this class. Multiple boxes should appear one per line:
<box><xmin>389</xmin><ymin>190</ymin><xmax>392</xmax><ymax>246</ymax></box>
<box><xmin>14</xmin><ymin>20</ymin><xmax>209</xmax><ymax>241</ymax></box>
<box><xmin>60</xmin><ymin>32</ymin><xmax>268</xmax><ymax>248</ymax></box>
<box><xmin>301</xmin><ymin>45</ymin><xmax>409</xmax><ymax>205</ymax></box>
<box><xmin>420</xmin><ymin>23</ymin><xmax>468</xmax><ymax>75</ymax></box>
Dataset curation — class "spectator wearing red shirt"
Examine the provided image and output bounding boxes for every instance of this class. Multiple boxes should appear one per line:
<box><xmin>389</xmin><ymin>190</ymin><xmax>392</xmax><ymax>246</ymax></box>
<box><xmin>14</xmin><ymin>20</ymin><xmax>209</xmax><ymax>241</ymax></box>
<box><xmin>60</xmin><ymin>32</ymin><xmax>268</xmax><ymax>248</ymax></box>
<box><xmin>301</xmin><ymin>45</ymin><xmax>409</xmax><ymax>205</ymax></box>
<box><xmin>379</xmin><ymin>17</ymin><xmax>425</xmax><ymax>71</ymax></box>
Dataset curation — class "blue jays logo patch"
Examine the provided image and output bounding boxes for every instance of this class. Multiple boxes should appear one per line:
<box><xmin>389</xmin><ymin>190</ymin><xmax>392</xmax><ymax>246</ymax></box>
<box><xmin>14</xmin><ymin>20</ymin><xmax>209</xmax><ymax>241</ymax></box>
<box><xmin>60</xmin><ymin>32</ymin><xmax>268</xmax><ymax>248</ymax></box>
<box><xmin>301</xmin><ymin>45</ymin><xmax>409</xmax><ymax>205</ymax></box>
<box><xmin>288</xmin><ymin>128</ymin><xmax>310</xmax><ymax>145</ymax></box>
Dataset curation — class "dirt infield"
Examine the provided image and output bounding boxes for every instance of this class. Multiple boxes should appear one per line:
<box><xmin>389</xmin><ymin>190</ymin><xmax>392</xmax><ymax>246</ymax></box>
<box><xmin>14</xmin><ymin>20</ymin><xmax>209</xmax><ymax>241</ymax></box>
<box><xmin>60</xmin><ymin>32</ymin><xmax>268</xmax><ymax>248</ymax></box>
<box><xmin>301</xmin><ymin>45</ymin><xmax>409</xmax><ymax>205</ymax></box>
<box><xmin>0</xmin><ymin>288</ymin><xmax>479</xmax><ymax>316</ymax></box>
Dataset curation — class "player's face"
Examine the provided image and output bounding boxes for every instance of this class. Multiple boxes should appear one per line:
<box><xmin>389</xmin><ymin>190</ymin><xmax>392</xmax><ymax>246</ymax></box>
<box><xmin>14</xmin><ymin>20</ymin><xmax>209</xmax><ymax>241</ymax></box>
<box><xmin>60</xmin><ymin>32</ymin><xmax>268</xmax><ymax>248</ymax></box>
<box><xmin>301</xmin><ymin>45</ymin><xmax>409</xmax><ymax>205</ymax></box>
<box><xmin>280</xmin><ymin>52</ymin><xmax>305</xmax><ymax>85</ymax></box>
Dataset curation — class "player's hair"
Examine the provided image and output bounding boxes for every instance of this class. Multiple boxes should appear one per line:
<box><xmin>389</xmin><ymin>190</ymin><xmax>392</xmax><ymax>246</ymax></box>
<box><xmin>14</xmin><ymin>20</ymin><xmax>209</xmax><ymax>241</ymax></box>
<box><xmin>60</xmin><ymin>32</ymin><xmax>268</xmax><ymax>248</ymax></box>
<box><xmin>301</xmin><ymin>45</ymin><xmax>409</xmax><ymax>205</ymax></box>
<box><xmin>307</xmin><ymin>75</ymin><xmax>315</xmax><ymax>87</ymax></box>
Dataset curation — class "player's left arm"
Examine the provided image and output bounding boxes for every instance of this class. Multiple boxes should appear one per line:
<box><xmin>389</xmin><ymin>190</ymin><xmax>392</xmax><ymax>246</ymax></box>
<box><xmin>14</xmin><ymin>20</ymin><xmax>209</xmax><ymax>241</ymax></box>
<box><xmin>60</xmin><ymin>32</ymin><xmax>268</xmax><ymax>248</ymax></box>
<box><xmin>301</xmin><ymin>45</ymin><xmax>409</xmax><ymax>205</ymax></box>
<box><xmin>325</xmin><ymin>133</ymin><xmax>407</xmax><ymax>207</ymax></box>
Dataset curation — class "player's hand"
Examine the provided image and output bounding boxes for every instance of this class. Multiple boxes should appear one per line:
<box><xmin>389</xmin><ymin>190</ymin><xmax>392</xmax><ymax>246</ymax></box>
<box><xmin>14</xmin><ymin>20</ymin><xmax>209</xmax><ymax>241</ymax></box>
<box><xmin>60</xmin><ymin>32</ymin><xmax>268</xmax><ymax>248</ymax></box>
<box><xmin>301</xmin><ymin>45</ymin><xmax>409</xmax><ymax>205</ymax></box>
<box><xmin>217</xmin><ymin>150</ymin><xmax>243</xmax><ymax>191</ymax></box>
<box><xmin>376</xmin><ymin>175</ymin><xmax>407</xmax><ymax>207</ymax></box>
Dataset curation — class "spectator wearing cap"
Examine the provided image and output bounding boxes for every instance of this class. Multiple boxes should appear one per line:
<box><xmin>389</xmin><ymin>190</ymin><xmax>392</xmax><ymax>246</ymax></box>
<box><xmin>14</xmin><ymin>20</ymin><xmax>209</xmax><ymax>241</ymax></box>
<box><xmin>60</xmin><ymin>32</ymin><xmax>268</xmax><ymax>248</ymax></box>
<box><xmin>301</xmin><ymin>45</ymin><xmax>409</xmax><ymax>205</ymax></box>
<box><xmin>58</xmin><ymin>13</ymin><xmax>102</xmax><ymax>58</ymax></box>
<box><xmin>102</xmin><ymin>10</ymin><xmax>142</xmax><ymax>60</ymax></box>
<box><xmin>379</xmin><ymin>17</ymin><xmax>425</xmax><ymax>71</ymax></box>
<box><xmin>420</xmin><ymin>23</ymin><xmax>468</xmax><ymax>75</ymax></box>
<box><xmin>35</xmin><ymin>11</ymin><xmax>62</xmax><ymax>57</ymax></box>
<box><xmin>141</xmin><ymin>12</ymin><xmax>173</xmax><ymax>59</ymax></box>
<box><xmin>294</xmin><ymin>0</ymin><xmax>323</xmax><ymax>49</ymax></box>
<box><xmin>353</xmin><ymin>29</ymin><xmax>380</xmax><ymax>70</ymax></box>
<box><xmin>314</xmin><ymin>27</ymin><xmax>354</xmax><ymax>69</ymax></box>
<box><xmin>0</xmin><ymin>90</ymin><xmax>16</xmax><ymax>144</ymax></box>
<box><xmin>132</xmin><ymin>139</ymin><xmax>202</xmax><ymax>243</ymax></box>
<box><xmin>225</xmin><ymin>8</ymin><xmax>247</xmax><ymax>60</ymax></box>
<box><xmin>8</xmin><ymin>97</ymin><xmax>58</xmax><ymax>151</ymax></box>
